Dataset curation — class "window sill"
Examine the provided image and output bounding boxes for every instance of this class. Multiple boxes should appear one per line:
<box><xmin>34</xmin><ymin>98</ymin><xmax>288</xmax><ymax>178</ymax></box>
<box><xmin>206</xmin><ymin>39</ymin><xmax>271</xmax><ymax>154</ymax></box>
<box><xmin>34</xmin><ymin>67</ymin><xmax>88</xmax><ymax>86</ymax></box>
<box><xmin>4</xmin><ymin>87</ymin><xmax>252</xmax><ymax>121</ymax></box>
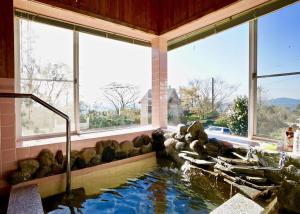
<box><xmin>17</xmin><ymin>125</ymin><xmax>155</xmax><ymax>148</ymax></box>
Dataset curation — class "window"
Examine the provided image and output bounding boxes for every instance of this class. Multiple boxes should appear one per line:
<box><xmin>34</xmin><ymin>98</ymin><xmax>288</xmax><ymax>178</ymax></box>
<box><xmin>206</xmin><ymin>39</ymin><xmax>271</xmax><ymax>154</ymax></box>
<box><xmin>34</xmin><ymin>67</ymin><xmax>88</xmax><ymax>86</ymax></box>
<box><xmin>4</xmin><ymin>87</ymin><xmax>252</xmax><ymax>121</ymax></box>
<box><xmin>256</xmin><ymin>2</ymin><xmax>300</xmax><ymax>140</ymax></box>
<box><xmin>15</xmin><ymin>15</ymin><xmax>151</xmax><ymax>138</ymax></box>
<box><xmin>79</xmin><ymin>32</ymin><xmax>151</xmax><ymax>132</ymax></box>
<box><xmin>16</xmin><ymin>18</ymin><xmax>75</xmax><ymax>136</ymax></box>
<box><xmin>168</xmin><ymin>23</ymin><xmax>249</xmax><ymax>137</ymax></box>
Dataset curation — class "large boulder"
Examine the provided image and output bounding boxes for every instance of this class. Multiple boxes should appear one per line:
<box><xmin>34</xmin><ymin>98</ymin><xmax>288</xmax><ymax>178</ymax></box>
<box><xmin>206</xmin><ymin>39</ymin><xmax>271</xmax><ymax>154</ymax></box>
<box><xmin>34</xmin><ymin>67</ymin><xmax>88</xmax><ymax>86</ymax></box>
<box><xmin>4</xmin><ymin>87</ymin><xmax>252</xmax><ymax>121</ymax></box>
<box><xmin>89</xmin><ymin>155</ymin><xmax>102</xmax><ymax>166</ymax></box>
<box><xmin>177</xmin><ymin>124</ymin><xmax>188</xmax><ymax>136</ymax></box>
<box><xmin>164</xmin><ymin>138</ymin><xmax>178</xmax><ymax>155</ymax></box>
<box><xmin>189</xmin><ymin>140</ymin><xmax>205</xmax><ymax>155</ymax></box>
<box><xmin>34</xmin><ymin>166</ymin><xmax>52</xmax><ymax>178</ymax></box>
<box><xmin>79</xmin><ymin>148</ymin><xmax>97</xmax><ymax>165</ymax></box>
<box><xmin>38</xmin><ymin>149</ymin><xmax>54</xmax><ymax>167</ymax></box>
<box><xmin>187</xmin><ymin>121</ymin><xmax>204</xmax><ymax>139</ymax></box>
<box><xmin>9</xmin><ymin>171</ymin><xmax>31</xmax><ymax>185</ymax></box>
<box><xmin>119</xmin><ymin>141</ymin><xmax>134</xmax><ymax>156</ymax></box>
<box><xmin>151</xmin><ymin>129</ymin><xmax>165</xmax><ymax>152</ymax></box>
<box><xmin>19</xmin><ymin>159</ymin><xmax>39</xmax><ymax>175</ymax></box>
<box><xmin>133</xmin><ymin>135</ymin><xmax>152</xmax><ymax>147</ymax></box>
<box><xmin>140</xmin><ymin>143</ymin><xmax>152</xmax><ymax>154</ymax></box>
<box><xmin>52</xmin><ymin>163</ymin><xmax>64</xmax><ymax>175</ymax></box>
<box><xmin>278</xmin><ymin>180</ymin><xmax>300</xmax><ymax>213</ymax></box>
<box><xmin>55</xmin><ymin>150</ymin><xmax>64</xmax><ymax>165</ymax></box>
<box><xmin>102</xmin><ymin>146</ymin><xmax>115</xmax><ymax>162</ymax></box>
<box><xmin>175</xmin><ymin>141</ymin><xmax>186</xmax><ymax>151</ymax></box>
<box><xmin>96</xmin><ymin>140</ymin><xmax>120</xmax><ymax>154</ymax></box>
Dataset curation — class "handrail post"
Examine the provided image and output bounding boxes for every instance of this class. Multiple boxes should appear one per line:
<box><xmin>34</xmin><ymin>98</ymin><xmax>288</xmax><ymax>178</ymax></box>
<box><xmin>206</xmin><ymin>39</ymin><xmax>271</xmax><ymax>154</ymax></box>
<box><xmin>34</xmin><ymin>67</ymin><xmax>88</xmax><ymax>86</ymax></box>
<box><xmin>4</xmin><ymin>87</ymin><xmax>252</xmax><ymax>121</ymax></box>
<box><xmin>66</xmin><ymin>118</ymin><xmax>71</xmax><ymax>196</ymax></box>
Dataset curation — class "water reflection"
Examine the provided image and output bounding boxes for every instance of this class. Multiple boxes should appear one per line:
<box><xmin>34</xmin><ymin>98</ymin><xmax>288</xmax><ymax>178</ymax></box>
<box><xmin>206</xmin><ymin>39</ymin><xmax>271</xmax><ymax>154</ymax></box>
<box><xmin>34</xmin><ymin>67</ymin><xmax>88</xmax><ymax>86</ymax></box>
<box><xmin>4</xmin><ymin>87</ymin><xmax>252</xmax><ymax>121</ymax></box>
<box><xmin>48</xmin><ymin>162</ymin><xmax>226</xmax><ymax>214</ymax></box>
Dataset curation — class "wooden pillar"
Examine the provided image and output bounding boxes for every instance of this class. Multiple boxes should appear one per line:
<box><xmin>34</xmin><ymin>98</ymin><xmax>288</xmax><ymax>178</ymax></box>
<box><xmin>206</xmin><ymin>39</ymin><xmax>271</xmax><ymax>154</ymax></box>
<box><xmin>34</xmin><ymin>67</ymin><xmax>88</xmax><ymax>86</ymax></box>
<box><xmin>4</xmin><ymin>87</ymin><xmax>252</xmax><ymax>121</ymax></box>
<box><xmin>0</xmin><ymin>0</ymin><xmax>15</xmax><ymax>78</ymax></box>
<box><xmin>151</xmin><ymin>37</ymin><xmax>168</xmax><ymax>129</ymax></box>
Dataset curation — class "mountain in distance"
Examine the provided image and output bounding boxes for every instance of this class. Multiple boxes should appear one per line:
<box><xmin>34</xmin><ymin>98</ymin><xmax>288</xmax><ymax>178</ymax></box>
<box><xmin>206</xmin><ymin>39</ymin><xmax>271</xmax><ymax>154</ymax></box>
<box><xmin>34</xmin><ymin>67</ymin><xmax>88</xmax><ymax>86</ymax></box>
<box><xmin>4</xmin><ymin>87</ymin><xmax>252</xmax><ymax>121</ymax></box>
<box><xmin>269</xmin><ymin>97</ymin><xmax>300</xmax><ymax>110</ymax></box>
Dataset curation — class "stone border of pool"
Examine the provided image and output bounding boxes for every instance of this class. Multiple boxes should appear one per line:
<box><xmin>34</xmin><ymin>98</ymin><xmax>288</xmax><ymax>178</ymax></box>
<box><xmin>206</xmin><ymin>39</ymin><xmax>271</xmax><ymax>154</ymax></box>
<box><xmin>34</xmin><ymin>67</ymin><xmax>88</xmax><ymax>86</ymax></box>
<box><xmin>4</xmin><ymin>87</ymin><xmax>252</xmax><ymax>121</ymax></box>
<box><xmin>12</xmin><ymin>152</ymin><xmax>156</xmax><ymax>198</ymax></box>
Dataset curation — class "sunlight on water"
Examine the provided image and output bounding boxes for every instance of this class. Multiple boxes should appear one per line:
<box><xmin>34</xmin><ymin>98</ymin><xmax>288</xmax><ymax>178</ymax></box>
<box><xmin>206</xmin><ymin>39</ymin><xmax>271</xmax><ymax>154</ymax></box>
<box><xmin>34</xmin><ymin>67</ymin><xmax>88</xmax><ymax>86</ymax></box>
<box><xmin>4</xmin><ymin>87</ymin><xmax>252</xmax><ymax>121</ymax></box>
<box><xmin>47</xmin><ymin>162</ymin><xmax>225</xmax><ymax>214</ymax></box>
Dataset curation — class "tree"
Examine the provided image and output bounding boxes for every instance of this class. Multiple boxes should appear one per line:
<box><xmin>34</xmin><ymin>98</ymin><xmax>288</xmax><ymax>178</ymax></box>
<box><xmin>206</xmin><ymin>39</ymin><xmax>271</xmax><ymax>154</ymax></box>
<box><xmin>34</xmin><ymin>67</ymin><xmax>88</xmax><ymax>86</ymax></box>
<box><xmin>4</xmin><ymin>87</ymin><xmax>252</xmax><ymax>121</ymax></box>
<box><xmin>227</xmin><ymin>96</ymin><xmax>248</xmax><ymax>136</ymax></box>
<box><xmin>180</xmin><ymin>78</ymin><xmax>237</xmax><ymax>119</ymax></box>
<box><xmin>102</xmin><ymin>82</ymin><xmax>140</xmax><ymax>115</ymax></box>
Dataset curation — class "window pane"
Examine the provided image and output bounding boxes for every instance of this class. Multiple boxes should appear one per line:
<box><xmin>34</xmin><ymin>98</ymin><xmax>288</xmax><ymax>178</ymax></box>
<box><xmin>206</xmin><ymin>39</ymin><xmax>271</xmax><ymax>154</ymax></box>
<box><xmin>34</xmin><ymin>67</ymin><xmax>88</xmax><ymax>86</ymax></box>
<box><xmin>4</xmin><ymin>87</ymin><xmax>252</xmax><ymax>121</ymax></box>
<box><xmin>79</xmin><ymin>33</ymin><xmax>151</xmax><ymax>131</ymax></box>
<box><xmin>168</xmin><ymin>23</ymin><xmax>249</xmax><ymax>137</ymax></box>
<box><xmin>18</xmin><ymin>19</ymin><xmax>75</xmax><ymax>136</ymax></box>
<box><xmin>258</xmin><ymin>2</ymin><xmax>300</xmax><ymax>75</ymax></box>
<box><xmin>256</xmin><ymin>75</ymin><xmax>300</xmax><ymax>140</ymax></box>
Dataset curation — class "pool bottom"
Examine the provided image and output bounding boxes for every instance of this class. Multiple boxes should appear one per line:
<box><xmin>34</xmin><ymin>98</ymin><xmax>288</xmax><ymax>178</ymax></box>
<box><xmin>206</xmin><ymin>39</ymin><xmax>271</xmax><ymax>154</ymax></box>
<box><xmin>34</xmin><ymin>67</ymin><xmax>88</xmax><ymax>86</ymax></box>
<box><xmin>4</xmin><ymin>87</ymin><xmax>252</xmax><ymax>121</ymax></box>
<box><xmin>44</xmin><ymin>159</ymin><xmax>228</xmax><ymax>214</ymax></box>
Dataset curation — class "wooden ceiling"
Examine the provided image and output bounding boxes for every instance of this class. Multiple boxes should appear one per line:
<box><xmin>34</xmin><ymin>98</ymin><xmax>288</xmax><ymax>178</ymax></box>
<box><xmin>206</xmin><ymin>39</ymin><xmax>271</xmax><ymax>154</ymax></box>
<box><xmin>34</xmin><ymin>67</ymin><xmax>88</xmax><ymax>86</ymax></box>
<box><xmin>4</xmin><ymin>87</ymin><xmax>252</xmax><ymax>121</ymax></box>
<box><xmin>34</xmin><ymin>0</ymin><xmax>239</xmax><ymax>35</ymax></box>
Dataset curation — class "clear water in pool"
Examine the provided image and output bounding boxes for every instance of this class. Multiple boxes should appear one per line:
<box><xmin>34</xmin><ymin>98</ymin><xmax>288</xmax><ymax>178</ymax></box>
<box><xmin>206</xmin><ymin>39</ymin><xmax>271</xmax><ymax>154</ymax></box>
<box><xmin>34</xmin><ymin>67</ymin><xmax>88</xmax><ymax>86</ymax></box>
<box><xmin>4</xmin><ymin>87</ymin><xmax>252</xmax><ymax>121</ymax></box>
<box><xmin>47</xmin><ymin>164</ymin><xmax>226</xmax><ymax>214</ymax></box>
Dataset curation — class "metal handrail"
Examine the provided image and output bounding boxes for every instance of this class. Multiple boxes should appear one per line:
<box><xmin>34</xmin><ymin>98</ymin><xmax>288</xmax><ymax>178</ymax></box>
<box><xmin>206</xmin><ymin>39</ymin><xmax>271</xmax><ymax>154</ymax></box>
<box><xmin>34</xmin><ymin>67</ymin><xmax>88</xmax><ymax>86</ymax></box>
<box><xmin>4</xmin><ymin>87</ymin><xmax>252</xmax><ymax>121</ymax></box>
<box><xmin>0</xmin><ymin>93</ymin><xmax>72</xmax><ymax>195</ymax></box>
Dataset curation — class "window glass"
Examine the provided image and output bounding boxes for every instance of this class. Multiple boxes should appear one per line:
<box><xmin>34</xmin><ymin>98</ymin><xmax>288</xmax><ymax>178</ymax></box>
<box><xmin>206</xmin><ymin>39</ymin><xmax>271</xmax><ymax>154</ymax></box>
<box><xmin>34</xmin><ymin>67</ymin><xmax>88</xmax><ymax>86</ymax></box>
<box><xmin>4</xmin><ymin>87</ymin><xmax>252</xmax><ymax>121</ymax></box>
<box><xmin>256</xmin><ymin>2</ymin><xmax>300</xmax><ymax>140</ymax></box>
<box><xmin>79</xmin><ymin>33</ymin><xmax>151</xmax><ymax>131</ymax></box>
<box><xmin>18</xmin><ymin>19</ymin><xmax>74</xmax><ymax>136</ymax></box>
<box><xmin>256</xmin><ymin>75</ymin><xmax>300</xmax><ymax>140</ymax></box>
<box><xmin>168</xmin><ymin>23</ymin><xmax>249</xmax><ymax>137</ymax></box>
<box><xmin>257</xmin><ymin>2</ymin><xmax>300</xmax><ymax>76</ymax></box>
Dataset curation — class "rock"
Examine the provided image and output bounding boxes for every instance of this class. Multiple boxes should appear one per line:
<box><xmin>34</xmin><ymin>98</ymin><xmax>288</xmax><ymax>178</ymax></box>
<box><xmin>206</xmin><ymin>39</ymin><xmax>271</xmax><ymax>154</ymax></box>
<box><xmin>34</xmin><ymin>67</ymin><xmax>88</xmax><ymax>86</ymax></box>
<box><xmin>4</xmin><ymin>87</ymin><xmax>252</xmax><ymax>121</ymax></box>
<box><xmin>204</xmin><ymin>142</ymin><xmax>222</xmax><ymax>157</ymax></box>
<box><xmin>175</xmin><ymin>141</ymin><xmax>186</xmax><ymax>151</ymax></box>
<box><xmin>177</xmin><ymin>124</ymin><xmax>188</xmax><ymax>135</ymax></box>
<box><xmin>284</xmin><ymin>165</ymin><xmax>300</xmax><ymax>182</ymax></box>
<box><xmin>38</xmin><ymin>149</ymin><xmax>54</xmax><ymax>167</ymax></box>
<box><xmin>74</xmin><ymin>158</ymin><xmax>86</xmax><ymax>169</ymax></box>
<box><xmin>115</xmin><ymin>151</ymin><xmax>127</xmax><ymax>160</ymax></box>
<box><xmin>19</xmin><ymin>159</ymin><xmax>39</xmax><ymax>175</ymax></box>
<box><xmin>198</xmin><ymin>131</ymin><xmax>208</xmax><ymax>144</ymax></box>
<box><xmin>185</xmin><ymin>133</ymin><xmax>193</xmax><ymax>144</ymax></box>
<box><xmin>164</xmin><ymin>138</ymin><xmax>178</xmax><ymax>155</ymax></box>
<box><xmin>204</xmin><ymin>139</ymin><xmax>227</xmax><ymax>157</ymax></box>
<box><xmin>96</xmin><ymin>140</ymin><xmax>120</xmax><ymax>155</ymax></box>
<box><xmin>34</xmin><ymin>166</ymin><xmax>52</xmax><ymax>178</ymax></box>
<box><xmin>80</xmin><ymin>148</ymin><xmax>97</xmax><ymax>165</ymax></box>
<box><xmin>52</xmin><ymin>163</ymin><xmax>64</xmax><ymax>175</ymax></box>
<box><xmin>140</xmin><ymin>143</ymin><xmax>152</xmax><ymax>154</ymax></box>
<box><xmin>130</xmin><ymin>147</ymin><xmax>141</xmax><ymax>156</ymax></box>
<box><xmin>70</xmin><ymin>150</ymin><xmax>80</xmax><ymax>169</ymax></box>
<box><xmin>174</xmin><ymin>133</ymin><xmax>185</xmax><ymax>142</ymax></box>
<box><xmin>89</xmin><ymin>155</ymin><xmax>101</xmax><ymax>166</ymax></box>
<box><xmin>278</xmin><ymin>180</ymin><xmax>300</xmax><ymax>213</ymax></box>
<box><xmin>189</xmin><ymin>140</ymin><xmax>205</xmax><ymax>154</ymax></box>
<box><xmin>151</xmin><ymin>129</ymin><xmax>165</xmax><ymax>152</ymax></box>
<box><xmin>187</xmin><ymin>121</ymin><xmax>204</xmax><ymax>139</ymax></box>
<box><xmin>102</xmin><ymin>147</ymin><xmax>115</xmax><ymax>162</ymax></box>
<box><xmin>55</xmin><ymin>150</ymin><xmax>64</xmax><ymax>165</ymax></box>
<box><xmin>133</xmin><ymin>135</ymin><xmax>152</xmax><ymax>147</ymax></box>
<box><xmin>9</xmin><ymin>171</ymin><xmax>31</xmax><ymax>185</ymax></box>
<box><xmin>164</xmin><ymin>133</ymin><xmax>175</xmax><ymax>140</ymax></box>
<box><xmin>119</xmin><ymin>141</ymin><xmax>134</xmax><ymax>156</ymax></box>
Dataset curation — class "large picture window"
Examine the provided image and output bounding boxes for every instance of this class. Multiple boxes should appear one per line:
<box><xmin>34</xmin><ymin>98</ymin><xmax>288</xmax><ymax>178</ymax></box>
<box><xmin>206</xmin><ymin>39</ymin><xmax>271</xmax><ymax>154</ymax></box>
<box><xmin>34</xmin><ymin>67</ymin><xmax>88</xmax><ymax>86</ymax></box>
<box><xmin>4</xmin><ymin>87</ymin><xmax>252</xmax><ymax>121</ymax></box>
<box><xmin>16</xmin><ymin>18</ymin><xmax>75</xmax><ymax>136</ymax></box>
<box><xmin>256</xmin><ymin>2</ymin><xmax>300</xmax><ymax>140</ymax></box>
<box><xmin>168</xmin><ymin>23</ymin><xmax>249</xmax><ymax>137</ymax></box>
<box><xmin>15</xmin><ymin>16</ymin><xmax>151</xmax><ymax>138</ymax></box>
<box><xmin>79</xmin><ymin>32</ymin><xmax>151</xmax><ymax>131</ymax></box>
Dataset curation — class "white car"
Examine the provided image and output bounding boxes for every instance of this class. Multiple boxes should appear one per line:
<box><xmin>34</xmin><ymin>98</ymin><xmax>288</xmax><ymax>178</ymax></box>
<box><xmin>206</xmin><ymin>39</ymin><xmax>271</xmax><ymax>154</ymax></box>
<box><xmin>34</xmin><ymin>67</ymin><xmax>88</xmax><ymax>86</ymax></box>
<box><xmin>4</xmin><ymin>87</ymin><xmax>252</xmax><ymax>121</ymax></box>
<box><xmin>205</xmin><ymin>126</ymin><xmax>232</xmax><ymax>135</ymax></box>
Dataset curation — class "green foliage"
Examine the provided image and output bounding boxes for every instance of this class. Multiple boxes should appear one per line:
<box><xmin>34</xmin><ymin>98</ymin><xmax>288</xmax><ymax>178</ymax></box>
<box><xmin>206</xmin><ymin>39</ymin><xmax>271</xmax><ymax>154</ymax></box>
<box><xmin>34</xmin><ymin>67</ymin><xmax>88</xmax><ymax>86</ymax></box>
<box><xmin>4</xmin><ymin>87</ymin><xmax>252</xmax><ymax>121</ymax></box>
<box><xmin>227</xmin><ymin>96</ymin><xmax>248</xmax><ymax>137</ymax></box>
<box><xmin>214</xmin><ymin>116</ymin><xmax>230</xmax><ymax>128</ymax></box>
<box><xmin>84</xmin><ymin>108</ymin><xmax>140</xmax><ymax>129</ymax></box>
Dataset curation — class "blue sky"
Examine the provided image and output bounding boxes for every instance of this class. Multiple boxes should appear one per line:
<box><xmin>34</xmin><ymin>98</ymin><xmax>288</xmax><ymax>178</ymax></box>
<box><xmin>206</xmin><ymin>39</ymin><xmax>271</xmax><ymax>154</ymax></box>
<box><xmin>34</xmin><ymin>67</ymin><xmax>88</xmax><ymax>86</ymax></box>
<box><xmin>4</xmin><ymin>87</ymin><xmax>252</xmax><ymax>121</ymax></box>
<box><xmin>168</xmin><ymin>2</ymin><xmax>300</xmax><ymax>100</ymax></box>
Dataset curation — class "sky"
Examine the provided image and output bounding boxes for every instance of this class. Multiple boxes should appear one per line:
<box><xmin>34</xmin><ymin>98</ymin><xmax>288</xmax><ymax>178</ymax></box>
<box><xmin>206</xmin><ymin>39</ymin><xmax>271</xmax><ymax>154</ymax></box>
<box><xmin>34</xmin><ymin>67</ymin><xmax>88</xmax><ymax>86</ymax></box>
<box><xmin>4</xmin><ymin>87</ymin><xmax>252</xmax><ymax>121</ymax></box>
<box><xmin>169</xmin><ymin>2</ymin><xmax>300</xmax><ymax>101</ymax></box>
<box><xmin>19</xmin><ymin>1</ymin><xmax>300</xmax><ymax>110</ymax></box>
